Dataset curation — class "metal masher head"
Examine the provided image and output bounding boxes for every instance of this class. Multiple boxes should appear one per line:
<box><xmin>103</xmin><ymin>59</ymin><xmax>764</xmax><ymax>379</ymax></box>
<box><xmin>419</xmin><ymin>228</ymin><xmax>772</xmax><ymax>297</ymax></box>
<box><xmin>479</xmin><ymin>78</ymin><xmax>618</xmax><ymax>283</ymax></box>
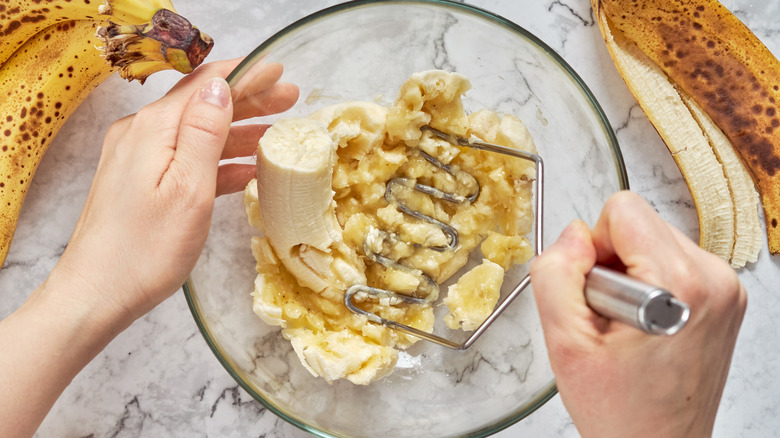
<box><xmin>344</xmin><ymin>125</ymin><xmax>544</xmax><ymax>350</ymax></box>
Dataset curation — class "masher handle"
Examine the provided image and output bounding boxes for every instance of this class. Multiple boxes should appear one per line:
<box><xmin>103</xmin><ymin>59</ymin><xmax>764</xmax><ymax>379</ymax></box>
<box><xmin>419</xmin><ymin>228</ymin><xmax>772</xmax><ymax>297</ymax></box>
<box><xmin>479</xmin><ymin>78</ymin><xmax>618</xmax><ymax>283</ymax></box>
<box><xmin>584</xmin><ymin>266</ymin><xmax>690</xmax><ymax>335</ymax></box>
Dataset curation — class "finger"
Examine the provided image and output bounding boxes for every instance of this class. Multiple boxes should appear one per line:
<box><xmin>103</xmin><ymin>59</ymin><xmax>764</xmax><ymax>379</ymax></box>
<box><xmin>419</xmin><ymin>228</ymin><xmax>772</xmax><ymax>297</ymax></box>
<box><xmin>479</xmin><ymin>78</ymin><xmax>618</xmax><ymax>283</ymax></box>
<box><xmin>665</xmin><ymin>221</ymin><xmax>745</xmax><ymax>313</ymax></box>
<box><xmin>164</xmin><ymin>57</ymin><xmax>244</xmax><ymax>99</ymax></box>
<box><xmin>666</xmin><ymin>223</ymin><xmax>713</xmax><ymax>258</ymax></box>
<box><xmin>531</xmin><ymin>220</ymin><xmax>602</xmax><ymax>332</ymax></box>
<box><xmin>132</xmin><ymin>59</ymin><xmax>245</xmax><ymax>129</ymax></box>
<box><xmin>591</xmin><ymin>191</ymin><xmax>694</xmax><ymax>295</ymax></box>
<box><xmin>221</xmin><ymin>124</ymin><xmax>269</xmax><ymax>159</ymax></box>
<box><xmin>123</xmin><ymin>61</ymin><xmax>247</xmax><ymax>161</ymax></box>
<box><xmin>216</xmin><ymin>164</ymin><xmax>255</xmax><ymax>197</ymax></box>
<box><xmin>164</xmin><ymin>77</ymin><xmax>234</xmax><ymax>195</ymax></box>
<box><xmin>230</xmin><ymin>62</ymin><xmax>285</xmax><ymax>101</ymax></box>
<box><xmin>233</xmin><ymin>82</ymin><xmax>300</xmax><ymax>121</ymax></box>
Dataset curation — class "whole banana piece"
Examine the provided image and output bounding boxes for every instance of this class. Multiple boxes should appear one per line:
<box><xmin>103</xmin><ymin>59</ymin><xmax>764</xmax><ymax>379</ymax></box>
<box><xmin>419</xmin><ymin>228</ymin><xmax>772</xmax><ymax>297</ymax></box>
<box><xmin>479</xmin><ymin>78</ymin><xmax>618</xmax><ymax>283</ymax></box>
<box><xmin>0</xmin><ymin>3</ymin><xmax>213</xmax><ymax>267</ymax></box>
<box><xmin>592</xmin><ymin>0</ymin><xmax>769</xmax><ymax>265</ymax></box>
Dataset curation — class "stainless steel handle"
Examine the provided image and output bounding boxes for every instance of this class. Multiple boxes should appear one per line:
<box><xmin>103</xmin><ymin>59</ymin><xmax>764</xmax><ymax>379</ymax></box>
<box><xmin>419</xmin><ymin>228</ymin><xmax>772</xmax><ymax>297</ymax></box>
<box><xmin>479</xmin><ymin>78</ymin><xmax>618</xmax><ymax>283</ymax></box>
<box><xmin>584</xmin><ymin>266</ymin><xmax>690</xmax><ymax>336</ymax></box>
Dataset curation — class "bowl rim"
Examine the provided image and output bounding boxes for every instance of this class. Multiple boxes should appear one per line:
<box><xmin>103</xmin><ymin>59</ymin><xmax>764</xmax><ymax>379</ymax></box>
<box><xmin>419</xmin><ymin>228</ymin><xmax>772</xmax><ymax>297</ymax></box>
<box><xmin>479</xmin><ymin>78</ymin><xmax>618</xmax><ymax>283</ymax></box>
<box><xmin>186</xmin><ymin>1</ymin><xmax>629</xmax><ymax>437</ymax></box>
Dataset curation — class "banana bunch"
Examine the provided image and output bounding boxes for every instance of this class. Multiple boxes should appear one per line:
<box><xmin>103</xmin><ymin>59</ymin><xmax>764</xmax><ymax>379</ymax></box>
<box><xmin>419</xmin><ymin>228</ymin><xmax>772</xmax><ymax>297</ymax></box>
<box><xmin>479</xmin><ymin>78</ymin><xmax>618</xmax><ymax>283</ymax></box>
<box><xmin>591</xmin><ymin>0</ymin><xmax>778</xmax><ymax>268</ymax></box>
<box><xmin>0</xmin><ymin>0</ymin><xmax>213</xmax><ymax>267</ymax></box>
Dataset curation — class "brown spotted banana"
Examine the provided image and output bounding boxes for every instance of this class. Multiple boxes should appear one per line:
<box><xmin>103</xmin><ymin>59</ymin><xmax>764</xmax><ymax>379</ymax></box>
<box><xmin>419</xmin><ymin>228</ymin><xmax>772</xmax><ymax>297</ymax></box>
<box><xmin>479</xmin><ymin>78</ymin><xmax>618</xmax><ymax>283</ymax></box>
<box><xmin>0</xmin><ymin>0</ymin><xmax>214</xmax><ymax>267</ymax></box>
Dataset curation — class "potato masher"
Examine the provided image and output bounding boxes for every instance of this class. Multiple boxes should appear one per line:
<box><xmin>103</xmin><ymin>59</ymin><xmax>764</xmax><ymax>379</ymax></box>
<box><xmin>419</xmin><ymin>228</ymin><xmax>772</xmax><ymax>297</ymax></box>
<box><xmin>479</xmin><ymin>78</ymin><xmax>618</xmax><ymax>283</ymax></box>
<box><xmin>344</xmin><ymin>126</ymin><xmax>690</xmax><ymax>350</ymax></box>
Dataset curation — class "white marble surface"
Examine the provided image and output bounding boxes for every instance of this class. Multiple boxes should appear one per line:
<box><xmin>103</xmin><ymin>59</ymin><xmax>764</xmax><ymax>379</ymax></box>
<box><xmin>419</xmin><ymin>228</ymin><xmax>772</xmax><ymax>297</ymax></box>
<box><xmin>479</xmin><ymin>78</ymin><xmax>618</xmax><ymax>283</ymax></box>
<box><xmin>1</xmin><ymin>0</ymin><xmax>778</xmax><ymax>437</ymax></box>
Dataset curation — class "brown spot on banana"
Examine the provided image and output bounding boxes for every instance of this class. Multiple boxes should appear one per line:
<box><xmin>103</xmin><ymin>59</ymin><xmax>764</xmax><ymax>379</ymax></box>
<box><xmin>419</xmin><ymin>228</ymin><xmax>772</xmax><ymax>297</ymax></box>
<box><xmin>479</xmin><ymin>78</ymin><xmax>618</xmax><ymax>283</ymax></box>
<box><xmin>599</xmin><ymin>0</ymin><xmax>780</xmax><ymax>254</ymax></box>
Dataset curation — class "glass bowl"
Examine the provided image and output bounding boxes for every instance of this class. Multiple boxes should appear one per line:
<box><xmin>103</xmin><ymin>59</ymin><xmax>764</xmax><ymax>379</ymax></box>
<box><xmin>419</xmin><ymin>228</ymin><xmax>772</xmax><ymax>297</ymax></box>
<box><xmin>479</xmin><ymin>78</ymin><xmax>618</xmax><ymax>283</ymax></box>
<box><xmin>184</xmin><ymin>1</ymin><xmax>627</xmax><ymax>437</ymax></box>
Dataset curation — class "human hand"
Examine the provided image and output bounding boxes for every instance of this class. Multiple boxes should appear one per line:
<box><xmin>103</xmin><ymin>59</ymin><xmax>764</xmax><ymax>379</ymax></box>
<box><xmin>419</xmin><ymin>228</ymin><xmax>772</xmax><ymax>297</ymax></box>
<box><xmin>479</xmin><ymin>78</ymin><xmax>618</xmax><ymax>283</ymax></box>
<box><xmin>46</xmin><ymin>58</ymin><xmax>298</xmax><ymax>323</ymax></box>
<box><xmin>530</xmin><ymin>191</ymin><xmax>746</xmax><ymax>438</ymax></box>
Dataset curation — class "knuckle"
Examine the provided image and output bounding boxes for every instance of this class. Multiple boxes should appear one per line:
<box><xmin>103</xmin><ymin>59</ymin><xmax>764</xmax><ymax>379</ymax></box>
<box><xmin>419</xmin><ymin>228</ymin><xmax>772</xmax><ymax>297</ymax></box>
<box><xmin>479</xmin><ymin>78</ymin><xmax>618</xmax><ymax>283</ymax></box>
<box><xmin>134</xmin><ymin>103</ymin><xmax>163</xmax><ymax>123</ymax></box>
<box><xmin>165</xmin><ymin>168</ymin><xmax>212</xmax><ymax>209</ymax></box>
<box><xmin>132</xmin><ymin>105</ymin><xmax>179</xmax><ymax>137</ymax></box>
<box><xmin>182</xmin><ymin>113</ymin><xmax>224</xmax><ymax>141</ymax></box>
<box><xmin>632</xmin><ymin>255</ymin><xmax>703</xmax><ymax>302</ymax></box>
<box><xmin>668</xmin><ymin>250</ymin><xmax>746</xmax><ymax>317</ymax></box>
<box><xmin>709</xmin><ymin>265</ymin><xmax>746</xmax><ymax>313</ymax></box>
<box><xmin>670</xmin><ymin>258</ymin><xmax>699</xmax><ymax>289</ymax></box>
<box><xmin>104</xmin><ymin>123</ymin><xmax>125</xmax><ymax>144</ymax></box>
<box><xmin>106</xmin><ymin>115</ymin><xmax>132</xmax><ymax>136</ymax></box>
<box><xmin>669</xmin><ymin>258</ymin><xmax>707</xmax><ymax>302</ymax></box>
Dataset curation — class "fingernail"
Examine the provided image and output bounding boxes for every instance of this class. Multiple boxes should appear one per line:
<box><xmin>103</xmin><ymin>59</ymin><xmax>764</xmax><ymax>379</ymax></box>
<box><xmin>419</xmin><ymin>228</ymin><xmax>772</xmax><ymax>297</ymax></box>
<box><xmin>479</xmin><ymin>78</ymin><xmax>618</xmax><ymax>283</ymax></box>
<box><xmin>200</xmin><ymin>78</ymin><xmax>230</xmax><ymax>108</ymax></box>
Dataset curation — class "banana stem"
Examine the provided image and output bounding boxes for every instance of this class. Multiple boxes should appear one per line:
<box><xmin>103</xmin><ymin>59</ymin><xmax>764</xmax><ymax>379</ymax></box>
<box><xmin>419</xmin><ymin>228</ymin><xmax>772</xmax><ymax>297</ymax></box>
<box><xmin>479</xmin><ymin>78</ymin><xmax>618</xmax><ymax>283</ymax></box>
<box><xmin>97</xmin><ymin>9</ymin><xmax>213</xmax><ymax>83</ymax></box>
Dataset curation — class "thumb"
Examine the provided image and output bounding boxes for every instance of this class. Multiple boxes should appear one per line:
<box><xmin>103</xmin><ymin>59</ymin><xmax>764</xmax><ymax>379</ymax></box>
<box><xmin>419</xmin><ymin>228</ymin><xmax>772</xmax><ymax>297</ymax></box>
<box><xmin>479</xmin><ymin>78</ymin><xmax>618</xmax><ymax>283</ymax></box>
<box><xmin>530</xmin><ymin>220</ymin><xmax>597</xmax><ymax>329</ymax></box>
<box><xmin>168</xmin><ymin>77</ymin><xmax>234</xmax><ymax>193</ymax></box>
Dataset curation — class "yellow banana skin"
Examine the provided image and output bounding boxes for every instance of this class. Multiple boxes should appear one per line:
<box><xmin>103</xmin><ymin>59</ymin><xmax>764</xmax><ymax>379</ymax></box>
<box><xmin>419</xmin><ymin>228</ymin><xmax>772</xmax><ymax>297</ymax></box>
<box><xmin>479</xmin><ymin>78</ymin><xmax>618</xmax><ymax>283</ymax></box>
<box><xmin>0</xmin><ymin>20</ymin><xmax>115</xmax><ymax>264</ymax></box>
<box><xmin>0</xmin><ymin>0</ymin><xmax>176</xmax><ymax>68</ymax></box>
<box><xmin>598</xmin><ymin>0</ymin><xmax>780</xmax><ymax>253</ymax></box>
<box><xmin>0</xmin><ymin>1</ymin><xmax>97</xmax><ymax>67</ymax></box>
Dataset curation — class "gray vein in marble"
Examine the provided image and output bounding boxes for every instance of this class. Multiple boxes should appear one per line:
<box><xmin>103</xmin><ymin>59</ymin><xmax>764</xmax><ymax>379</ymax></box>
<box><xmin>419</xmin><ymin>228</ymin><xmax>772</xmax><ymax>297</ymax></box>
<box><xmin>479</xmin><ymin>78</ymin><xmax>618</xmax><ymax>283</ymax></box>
<box><xmin>195</xmin><ymin>384</ymin><xmax>208</xmax><ymax>403</ymax></box>
<box><xmin>612</xmin><ymin>103</ymin><xmax>644</xmax><ymax>136</ymax></box>
<box><xmin>547</xmin><ymin>0</ymin><xmax>594</xmax><ymax>27</ymax></box>
<box><xmin>432</xmin><ymin>13</ymin><xmax>457</xmax><ymax>72</ymax></box>
<box><xmin>544</xmin><ymin>0</ymin><xmax>595</xmax><ymax>53</ymax></box>
<box><xmin>503</xmin><ymin>64</ymin><xmax>538</xmax><ymax>108</ymax></box>
<box><xmin>210</xmin><ymin>386</ymin><xmax>265</xmax><ymax>418</ymax></box>
<box><xmin>109</xmin><ymin>396</ymin><xmax>153</xmax><ymax>438</ymax></box>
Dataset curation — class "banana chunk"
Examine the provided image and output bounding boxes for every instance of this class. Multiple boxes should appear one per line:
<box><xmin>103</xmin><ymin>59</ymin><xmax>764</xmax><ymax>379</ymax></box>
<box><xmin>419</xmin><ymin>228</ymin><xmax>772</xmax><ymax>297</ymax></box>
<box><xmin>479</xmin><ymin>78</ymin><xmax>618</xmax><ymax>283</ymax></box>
<box><xmin>387</xmin><ymin>70</ymin><xmax>472</xmax><ymax>142</ymax></box>
<box><xmin>444</xmin><ymin>259</ymin><xmax>504</xmax><ymax>331</ymax></box>
<box><xmin>287</xmin><ymin>328</ymin><xmax>398</xmax><ymax>385</ymax></box>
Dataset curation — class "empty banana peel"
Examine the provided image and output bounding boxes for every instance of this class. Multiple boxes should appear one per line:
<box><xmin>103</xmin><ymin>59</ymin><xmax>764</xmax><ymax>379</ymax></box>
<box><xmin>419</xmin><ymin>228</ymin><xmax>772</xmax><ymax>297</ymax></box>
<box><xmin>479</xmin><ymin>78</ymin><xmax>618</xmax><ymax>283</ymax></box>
<box><xmin>592</xmin><ymin>0</ymin><xmax>770</xmax><ymax>265</ymax></box>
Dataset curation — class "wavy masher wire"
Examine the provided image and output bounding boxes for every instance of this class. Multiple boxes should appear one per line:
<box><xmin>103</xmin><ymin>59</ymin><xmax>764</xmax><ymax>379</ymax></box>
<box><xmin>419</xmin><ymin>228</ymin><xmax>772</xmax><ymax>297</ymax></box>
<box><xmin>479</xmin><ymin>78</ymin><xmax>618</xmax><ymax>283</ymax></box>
<box><xmin>343</xmin><ymin>126</ymin><xmax>544</xmax><ymax>350</ymax></box>
<box><xmin>344</xmin><ymin>126</ymin><xmax>690</xmax><ymax>350</ymax></box>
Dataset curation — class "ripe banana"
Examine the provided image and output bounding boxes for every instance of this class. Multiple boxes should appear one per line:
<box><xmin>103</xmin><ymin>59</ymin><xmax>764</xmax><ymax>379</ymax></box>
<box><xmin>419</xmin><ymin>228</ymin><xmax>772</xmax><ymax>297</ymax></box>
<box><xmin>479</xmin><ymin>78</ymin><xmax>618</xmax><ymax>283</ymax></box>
<box><xmin>0</xmin><ymin>0</ymin><xmax>184</xmax><ymax>67</ymax></box>
<box><xmin>0</xmin><ymin>21</ymin><xmax>115</xmax><ymax>266</ymax></box>
<box><xmin>0</xmin><ymin>2</ymin><xmax>213</xmax><ymax>267</ymax></box>
<box><xmin>592</xmin><ymin>0</ymin><xmax>765</xmax><ymax>267</ymax></box>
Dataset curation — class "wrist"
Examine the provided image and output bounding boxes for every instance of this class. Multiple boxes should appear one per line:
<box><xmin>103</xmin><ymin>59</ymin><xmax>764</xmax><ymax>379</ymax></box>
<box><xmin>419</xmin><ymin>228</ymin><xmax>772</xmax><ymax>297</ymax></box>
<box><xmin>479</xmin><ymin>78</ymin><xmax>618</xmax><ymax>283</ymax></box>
<box><xmin>0</xmin><ymin>264</ymin><xmax>136</xmax><ymax>437</ymax></box>
<box><xmin>27</xmin><ymin>263</ymin><xmax>137</xmax><ymax>347</ymax></box>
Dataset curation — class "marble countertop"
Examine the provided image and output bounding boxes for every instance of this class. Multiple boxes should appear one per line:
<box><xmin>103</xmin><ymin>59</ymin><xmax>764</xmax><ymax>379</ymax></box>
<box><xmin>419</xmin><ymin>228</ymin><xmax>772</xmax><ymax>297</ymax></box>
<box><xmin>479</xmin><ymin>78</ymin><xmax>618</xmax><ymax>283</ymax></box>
<box><xmin>2</xmin><ymin>0</ymin><xmax>778</xmax><ymax>437</ymax></box>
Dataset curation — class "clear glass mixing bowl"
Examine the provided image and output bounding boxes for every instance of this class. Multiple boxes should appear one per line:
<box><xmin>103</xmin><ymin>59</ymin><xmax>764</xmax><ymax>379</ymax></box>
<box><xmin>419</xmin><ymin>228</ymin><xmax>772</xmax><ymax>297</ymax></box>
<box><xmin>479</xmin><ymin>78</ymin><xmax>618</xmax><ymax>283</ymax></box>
<box><xmin>184</xmin><ymin>1</ymin><xmax>628</xmax><ymax>437</ymax></box>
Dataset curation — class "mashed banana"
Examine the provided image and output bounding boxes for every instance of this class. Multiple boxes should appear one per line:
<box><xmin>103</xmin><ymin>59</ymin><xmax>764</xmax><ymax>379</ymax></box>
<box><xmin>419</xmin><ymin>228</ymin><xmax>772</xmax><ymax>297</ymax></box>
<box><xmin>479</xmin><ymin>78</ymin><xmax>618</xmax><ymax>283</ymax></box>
<box><xmin>243</xmin><ymin>70</ymin><xmax>537</xmax><ymax>385</ymax></box>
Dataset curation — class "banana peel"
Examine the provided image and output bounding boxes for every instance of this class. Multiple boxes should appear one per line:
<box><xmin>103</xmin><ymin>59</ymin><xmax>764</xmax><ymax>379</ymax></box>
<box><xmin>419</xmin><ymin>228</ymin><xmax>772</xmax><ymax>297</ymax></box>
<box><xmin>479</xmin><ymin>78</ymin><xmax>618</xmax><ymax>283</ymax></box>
<box><xmin>683</xmin><ymin>92</ymin><xmax>763</xmax><ymax>267</ymax></box>
<box><xmin>592</xmin><ymin>0</ymin><xmax>766</xmax><ymax>267</ymax></box>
